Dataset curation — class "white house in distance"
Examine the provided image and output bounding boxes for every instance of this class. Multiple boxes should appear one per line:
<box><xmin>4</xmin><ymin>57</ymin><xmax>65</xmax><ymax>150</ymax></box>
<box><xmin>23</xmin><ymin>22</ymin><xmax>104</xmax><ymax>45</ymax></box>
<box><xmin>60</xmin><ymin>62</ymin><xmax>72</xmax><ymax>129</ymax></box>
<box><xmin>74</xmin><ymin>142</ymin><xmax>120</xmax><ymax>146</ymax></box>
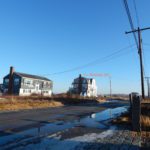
<box><xmin>69</xmin><ymin>74</ymin><xmax>97</xmax><ymax>97</ymax></box>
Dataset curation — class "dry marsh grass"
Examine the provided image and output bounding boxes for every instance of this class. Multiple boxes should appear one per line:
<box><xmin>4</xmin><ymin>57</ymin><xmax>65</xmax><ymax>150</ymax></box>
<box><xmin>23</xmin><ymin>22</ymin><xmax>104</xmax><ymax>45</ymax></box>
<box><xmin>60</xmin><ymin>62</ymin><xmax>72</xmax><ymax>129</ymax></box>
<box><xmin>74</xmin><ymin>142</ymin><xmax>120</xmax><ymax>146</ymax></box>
<box><xmin>142</xmin><ymin>98</ymin><xmax>150</xmax><ymax>103</ymax></box>
<box><xmin>141</xmin><ymin>103</ymin><xmax>150</xmax><ymax>131</ymax></box>
<box><xmin>0</xmin><ymin>95</ymin><xmax>99</xmax><ymax>111</ymax></box>
<box><xmin>0</xmin><ymin>98</ymin><xmax>63</xmax><ymax>111</ymax></box>
<box><xmin>141</xmin><ymin>115</ymin><xmax>150</xmax><ymax>130</ymax></box>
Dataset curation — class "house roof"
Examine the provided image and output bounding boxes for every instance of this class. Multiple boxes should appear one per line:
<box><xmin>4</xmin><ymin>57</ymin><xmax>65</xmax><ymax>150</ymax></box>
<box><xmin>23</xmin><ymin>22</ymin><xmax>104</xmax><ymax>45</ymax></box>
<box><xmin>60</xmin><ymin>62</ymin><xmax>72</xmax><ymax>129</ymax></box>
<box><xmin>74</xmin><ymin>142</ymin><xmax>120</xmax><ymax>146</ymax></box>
<box><xmin>14</xmin><ymin>72</ymin><xmax>51</xmax><ymax>81</ymax></box>
<box><xmin>73</xmin><ymin>77</ymin><xmax>93</xmax><ymax>84</ymax></box>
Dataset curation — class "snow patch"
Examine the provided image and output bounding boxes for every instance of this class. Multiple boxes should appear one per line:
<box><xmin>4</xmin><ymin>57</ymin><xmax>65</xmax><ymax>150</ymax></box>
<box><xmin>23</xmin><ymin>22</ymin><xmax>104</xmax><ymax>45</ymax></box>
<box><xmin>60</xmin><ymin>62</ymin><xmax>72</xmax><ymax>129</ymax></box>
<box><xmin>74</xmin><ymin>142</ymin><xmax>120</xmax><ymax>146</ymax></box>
<box><xmin>68</xmin><ymin>127</ymin><xmax>115</xmax><ymax>142</ymax></box>
<box><xmin>21</xmin><ymin>127</ymin><xmax>116</xmax><ymax>150</ymax></box>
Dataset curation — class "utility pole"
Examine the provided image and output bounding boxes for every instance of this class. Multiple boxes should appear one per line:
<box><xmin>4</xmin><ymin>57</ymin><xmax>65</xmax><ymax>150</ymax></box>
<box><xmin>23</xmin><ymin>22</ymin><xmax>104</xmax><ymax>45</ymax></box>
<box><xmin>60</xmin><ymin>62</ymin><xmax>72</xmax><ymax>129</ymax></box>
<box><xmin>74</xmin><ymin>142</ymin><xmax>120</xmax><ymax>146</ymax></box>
<box><xmin>126</xmin><ymin>27</ymin><xmax>150</xmax><ymax>99</ymax></box>
<box><xmin>145</xmin><ymin>77</ymin><xmax>150</xmax><ymax>98</ymax></box>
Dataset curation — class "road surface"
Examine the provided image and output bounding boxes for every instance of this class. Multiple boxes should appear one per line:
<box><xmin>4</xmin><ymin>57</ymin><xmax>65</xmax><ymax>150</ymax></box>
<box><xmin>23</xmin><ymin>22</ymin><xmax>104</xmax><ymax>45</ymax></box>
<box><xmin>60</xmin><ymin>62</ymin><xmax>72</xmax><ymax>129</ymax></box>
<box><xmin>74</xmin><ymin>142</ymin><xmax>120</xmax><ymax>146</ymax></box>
<box><xmin>0</xmin><ymin>100</ymin><xmax>140</xmax><ymax>150</ymax></box>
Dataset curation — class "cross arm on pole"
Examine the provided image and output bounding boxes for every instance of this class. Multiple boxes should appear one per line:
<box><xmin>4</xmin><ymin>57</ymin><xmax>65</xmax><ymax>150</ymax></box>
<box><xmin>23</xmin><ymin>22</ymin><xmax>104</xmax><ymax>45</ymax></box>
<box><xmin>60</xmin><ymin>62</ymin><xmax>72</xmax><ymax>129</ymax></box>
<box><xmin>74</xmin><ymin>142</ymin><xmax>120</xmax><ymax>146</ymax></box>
<box><xmin>124</xmin><ymin>26</ymin><xmax>150</xmax><ymax>99</ymax></box>
<box><xmin>125</xmin><ymin>27</ymin><xmax>150</xmax><ymax>34</ymax></box>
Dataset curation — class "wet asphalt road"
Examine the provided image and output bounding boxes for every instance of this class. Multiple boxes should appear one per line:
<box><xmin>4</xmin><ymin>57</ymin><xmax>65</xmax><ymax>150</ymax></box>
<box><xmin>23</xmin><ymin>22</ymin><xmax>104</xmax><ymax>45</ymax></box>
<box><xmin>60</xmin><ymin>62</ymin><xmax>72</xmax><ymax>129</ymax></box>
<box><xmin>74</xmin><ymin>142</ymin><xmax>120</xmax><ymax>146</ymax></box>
<box><xmin>0</xmin><ymin>100</ymin><xmax>129</xmax><ymax>150</ymax></box>
<box><xmin>0</xmin><ymin>100</ymin><xmax>128</xmax><ymax>132</ymax></box>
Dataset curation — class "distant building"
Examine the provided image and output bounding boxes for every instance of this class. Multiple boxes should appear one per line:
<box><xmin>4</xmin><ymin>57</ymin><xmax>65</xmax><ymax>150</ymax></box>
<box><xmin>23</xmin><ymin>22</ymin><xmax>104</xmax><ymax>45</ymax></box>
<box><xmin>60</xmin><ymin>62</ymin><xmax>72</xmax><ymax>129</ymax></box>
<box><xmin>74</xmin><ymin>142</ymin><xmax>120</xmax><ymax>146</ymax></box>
<box><xmin>3</xmin><ymin>67</ymin><xmax>53</xmax><ymax>96</ymax></box>
<box><xmin>69</xmin><ymin>74</ymin><xmax>97</xmax><ymax>97</ymax></box>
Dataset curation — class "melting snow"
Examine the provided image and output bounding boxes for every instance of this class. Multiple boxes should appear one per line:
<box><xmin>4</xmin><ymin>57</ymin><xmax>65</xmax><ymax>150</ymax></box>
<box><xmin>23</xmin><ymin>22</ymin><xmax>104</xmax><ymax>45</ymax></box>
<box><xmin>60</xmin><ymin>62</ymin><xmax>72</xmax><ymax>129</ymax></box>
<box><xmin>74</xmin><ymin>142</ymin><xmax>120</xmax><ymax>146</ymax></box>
<box><xmin>21</xmin><ymin>127</ymin><xmax>116</xmax><ymax>150</ymax></box>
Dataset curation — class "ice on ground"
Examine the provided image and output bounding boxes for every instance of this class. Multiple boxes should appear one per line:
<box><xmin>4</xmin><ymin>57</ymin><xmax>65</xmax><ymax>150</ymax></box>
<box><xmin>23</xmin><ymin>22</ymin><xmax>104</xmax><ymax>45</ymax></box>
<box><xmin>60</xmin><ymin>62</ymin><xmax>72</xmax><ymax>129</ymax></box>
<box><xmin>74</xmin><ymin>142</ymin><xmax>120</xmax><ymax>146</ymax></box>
<box><xmin>69</xmin><ymin>128</ymin><xmax>115</xmax><ymax>142</ymax></box>
<box><xmin>20</xmin><ymin>127</ymin><xmax>116</xmax><ymax>150</ymax></box>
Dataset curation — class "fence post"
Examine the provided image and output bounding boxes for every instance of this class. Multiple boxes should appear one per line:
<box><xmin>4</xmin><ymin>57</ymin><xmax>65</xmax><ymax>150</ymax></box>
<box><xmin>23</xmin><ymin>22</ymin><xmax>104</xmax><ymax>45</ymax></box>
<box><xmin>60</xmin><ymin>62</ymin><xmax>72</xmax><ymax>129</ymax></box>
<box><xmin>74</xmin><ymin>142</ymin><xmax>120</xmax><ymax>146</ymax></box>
<box><xmin>130</xmin><ymin>93</ymin><xmax>141</xmax><ymax>132</ymax></box>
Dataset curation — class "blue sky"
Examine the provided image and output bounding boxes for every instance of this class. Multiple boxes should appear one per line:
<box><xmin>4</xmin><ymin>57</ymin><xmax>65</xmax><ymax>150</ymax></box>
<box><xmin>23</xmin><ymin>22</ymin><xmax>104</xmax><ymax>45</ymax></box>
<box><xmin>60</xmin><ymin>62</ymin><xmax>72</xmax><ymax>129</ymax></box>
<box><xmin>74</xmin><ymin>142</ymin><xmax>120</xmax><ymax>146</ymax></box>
<box><xmin>0</xmin><ymin>0</ymin><xmax>150</xmax><ymax>95</ymax></box>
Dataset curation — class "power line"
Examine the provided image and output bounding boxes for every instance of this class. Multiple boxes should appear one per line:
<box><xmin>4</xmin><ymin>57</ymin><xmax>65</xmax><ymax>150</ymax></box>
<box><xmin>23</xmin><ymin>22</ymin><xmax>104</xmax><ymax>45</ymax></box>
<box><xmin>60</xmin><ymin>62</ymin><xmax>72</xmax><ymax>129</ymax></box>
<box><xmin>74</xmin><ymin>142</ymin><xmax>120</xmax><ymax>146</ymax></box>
<box><xmin>41</xmin><ymin>45</ymin><xmax>135</xmax><ymax>76</ymax></box>
<box><xmin>123</xmin><ymin>0</ymin><xmax>150</xmax><ymax>98</ymax></box>
<box><xmin>126</xmin><ymin>27</ymin><xmax>147</xmax><ymax>99</ymax></box>
<box><xmin>132</xmin><ymin>0</ymin><xmax>149</xmax><ymax>79</ymax></box>
<box><xmin>142</xmin><ymin>40</ymin><xmax>150</xmax><ymax>76</ymax></box>
<box><xmin>123</xmin><ymin>0</ymin><xmax>139</xmax><ymax>50</ymax></box>
<box><xmin>133</xmin><ymin>0</ymin><xmax>140</xmax><ymax>27</ymax></box>
<box><xmin>133</xmin><ymin>1</ymin><xmax>148</xmax><ymax>79</ymax></box>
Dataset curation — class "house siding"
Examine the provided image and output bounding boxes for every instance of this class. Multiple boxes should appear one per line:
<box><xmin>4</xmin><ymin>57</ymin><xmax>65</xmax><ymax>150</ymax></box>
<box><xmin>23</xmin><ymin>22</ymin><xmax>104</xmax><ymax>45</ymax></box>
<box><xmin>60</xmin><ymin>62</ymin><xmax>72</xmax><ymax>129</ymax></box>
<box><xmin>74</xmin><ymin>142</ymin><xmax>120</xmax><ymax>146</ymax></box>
<box><xmin>19</xmin><ymin>77</ymin><xmax>52</xmax><ymax>96</ymax></box>
<box><xmin>3</xmin><ymin>74</ymin><xmax>21</xmax><ymax>95</ymax></box>
<box><xmin>3</xmin><ymin>73</ymin><xmax>53</xmax><ymax>96</ymax></box>
<box><xmin>69</xmin><ymin>75</ymin><xmax>97</xmax><ymax>97</ymax></box>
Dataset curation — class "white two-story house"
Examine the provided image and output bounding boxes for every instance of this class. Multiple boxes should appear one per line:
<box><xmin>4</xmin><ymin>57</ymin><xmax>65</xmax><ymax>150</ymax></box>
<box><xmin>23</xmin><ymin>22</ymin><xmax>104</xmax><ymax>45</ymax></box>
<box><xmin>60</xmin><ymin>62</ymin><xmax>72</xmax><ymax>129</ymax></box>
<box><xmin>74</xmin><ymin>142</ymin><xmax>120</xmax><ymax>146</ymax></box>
<box><xmin>69</xmin><ymin>74</ymin><xmax>97</xmax><ymax>97</ymax></box>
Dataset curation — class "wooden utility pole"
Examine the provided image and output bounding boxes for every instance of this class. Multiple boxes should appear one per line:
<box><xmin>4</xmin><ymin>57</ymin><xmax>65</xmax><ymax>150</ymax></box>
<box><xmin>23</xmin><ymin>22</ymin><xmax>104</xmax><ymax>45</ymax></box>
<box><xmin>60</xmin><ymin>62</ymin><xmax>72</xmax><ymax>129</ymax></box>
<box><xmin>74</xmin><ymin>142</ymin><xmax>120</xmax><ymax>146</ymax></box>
<box><xmin>145</xmin><ymin>77</ymin><xmax>150</xmax><ymax>98</ymax></box>
<box><xmin>126</xmin><ymin>27</ymin><xmax>150</xmax><ymax>99</ymax></box>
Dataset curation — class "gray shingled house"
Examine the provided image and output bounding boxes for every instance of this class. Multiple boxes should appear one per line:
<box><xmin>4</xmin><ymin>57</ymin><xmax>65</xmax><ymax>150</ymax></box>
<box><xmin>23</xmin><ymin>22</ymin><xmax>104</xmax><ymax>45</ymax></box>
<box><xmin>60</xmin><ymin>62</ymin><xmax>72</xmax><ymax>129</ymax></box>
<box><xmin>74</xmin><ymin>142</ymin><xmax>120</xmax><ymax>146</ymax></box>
<box><xmin>3</xmin><ymin>67</ymin><xmax>53</xmax><ymax>96</ymax></box>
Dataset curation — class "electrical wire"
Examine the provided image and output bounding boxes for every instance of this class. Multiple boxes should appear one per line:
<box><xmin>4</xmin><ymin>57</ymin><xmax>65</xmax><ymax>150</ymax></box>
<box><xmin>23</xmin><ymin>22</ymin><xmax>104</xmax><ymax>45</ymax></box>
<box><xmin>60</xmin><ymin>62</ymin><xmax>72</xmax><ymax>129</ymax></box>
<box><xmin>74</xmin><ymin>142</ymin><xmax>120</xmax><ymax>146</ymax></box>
<box><xmin>124</xmin><ymin>0</ymin><xmax>149</xmax><ymax>89</ymax></box>
<box><xmin>133</xmin><ymin>0</ymin><xmax>140</xmax><ymax>27</ymax></box>
<box><xmin>142</xmin><ymin>43</ymin><xmax>150</xmax><ymax>75</ymax></box>
<box><xmin>123</xmin><ymin>0</ymin><xmax>139</xmax><ymax>50</ymax></box>
<box><xmin>133</xmin><ymin>0</ymin><xmax>148</xmax><ymax>78</ymax></box>
<box><xmin>132</xmin><ymin>0</ymin><xmax>148</xmax><ymax>78</ymax></box>
<box><xmin>41</xmin><ymin>44</ymin><xmax>135</xmax><ymax>77</ymax></box>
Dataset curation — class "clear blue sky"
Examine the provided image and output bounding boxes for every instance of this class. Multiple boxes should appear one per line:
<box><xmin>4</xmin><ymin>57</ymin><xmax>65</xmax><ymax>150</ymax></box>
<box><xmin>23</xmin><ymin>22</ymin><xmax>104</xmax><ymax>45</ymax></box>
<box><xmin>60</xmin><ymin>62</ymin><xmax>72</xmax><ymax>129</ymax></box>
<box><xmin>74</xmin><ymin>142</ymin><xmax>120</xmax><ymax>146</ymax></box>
<box><xmin>0</xmin><ymin>0</ymin><xmax>150</xmax><ymax>95</ymax></box>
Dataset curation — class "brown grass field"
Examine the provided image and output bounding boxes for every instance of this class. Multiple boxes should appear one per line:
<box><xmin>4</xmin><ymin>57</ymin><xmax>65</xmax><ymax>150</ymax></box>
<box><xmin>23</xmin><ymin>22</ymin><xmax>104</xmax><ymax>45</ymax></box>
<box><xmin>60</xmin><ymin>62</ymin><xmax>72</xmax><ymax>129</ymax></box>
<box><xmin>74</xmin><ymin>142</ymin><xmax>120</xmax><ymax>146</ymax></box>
<box><xmin>141</xmin><ymin>102</ymin><xmax>150</xmax><ymax>131</ymax></box>
<box><xmin>0</xmin><ymin>98</ymin><xmax>63</xmax><ymax>111</ymax></box>
<box><xmin>0</xmin><ymin>95</ymin><xmax>102</xmax><ymax>111</ymax></box>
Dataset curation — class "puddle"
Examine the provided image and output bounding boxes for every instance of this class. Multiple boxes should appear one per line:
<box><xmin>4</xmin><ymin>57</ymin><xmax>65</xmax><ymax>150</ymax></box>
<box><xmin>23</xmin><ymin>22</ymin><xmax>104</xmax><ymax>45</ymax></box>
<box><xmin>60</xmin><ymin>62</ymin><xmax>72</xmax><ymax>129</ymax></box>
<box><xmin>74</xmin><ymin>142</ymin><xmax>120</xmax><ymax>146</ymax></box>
<box><xmin>0</xmin><ymin>106</ymin><xmax>128</xmax><ymax>149</ymax></box>
<box><xmin>91</xmin><ymin>107</ymin><xmax>127</xmax><ymax>121</ymax></box>
<box><xmin>77</xmin><ymin>106</ymin><xmax>128</xmax><ymax>129</ymax></box>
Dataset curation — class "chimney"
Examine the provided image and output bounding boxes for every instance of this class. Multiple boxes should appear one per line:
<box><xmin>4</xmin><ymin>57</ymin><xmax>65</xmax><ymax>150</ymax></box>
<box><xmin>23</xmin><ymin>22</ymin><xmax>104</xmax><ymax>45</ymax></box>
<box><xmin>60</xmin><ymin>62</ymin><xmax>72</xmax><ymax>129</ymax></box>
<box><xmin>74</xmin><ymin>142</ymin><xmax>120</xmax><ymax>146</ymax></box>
<box><xmin>78</xmin><ymin>74</ymin><xmax>82</xmax><ymax>95</ymax></box>
<box><xmin>8</xmin><ymin>66</ymin><xmax>14</xmax><ymax>95</ymax></box>
<box><xmin>79</xmin><ymin>74</ymin><xmax>82</xmax><ymax>78</ymax></box>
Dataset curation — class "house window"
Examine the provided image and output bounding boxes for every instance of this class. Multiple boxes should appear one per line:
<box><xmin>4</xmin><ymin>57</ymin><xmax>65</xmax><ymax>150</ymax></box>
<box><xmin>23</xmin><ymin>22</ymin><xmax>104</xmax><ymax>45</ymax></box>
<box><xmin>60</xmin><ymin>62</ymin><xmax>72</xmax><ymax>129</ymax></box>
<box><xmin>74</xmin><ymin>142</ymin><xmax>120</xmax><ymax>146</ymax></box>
<box><xmin>27</xmin><ymin>81</ymin><xmax>31</xmax><ymax>85</ymax></box>
<box><xmin>14</xmin><ymin>78</ymin><xmax>19</xmax><ymax>85</ymax></box>
<box><xmin>4</xmin><ymin>79</ymin><xmax>9</xmax><ymax>84</ymax></box>
<box><xmin>24</xmin><ymin>79</ymin><xmax>32</xmax><ymax>86</ymax></box>
<box><xmin>43</xmin><ymin>91</ymin><xmax>48</xmax><ymax>94</ymax></box>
